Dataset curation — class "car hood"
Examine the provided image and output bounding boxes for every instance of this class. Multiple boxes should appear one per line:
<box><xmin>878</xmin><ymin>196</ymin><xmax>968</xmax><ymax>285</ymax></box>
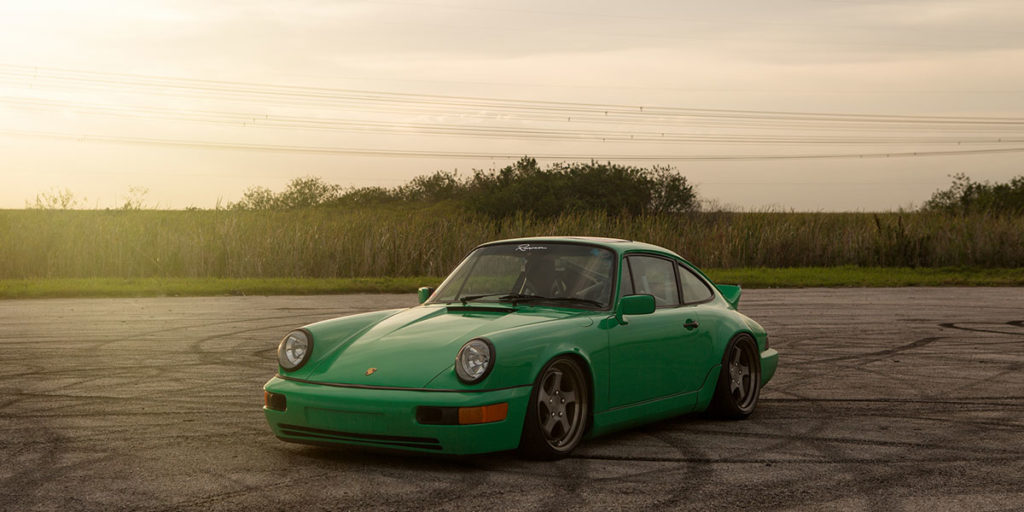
<box><xmin>304</xmin><ymin>305</ymin><xmax>589</xmax><ymax>388</ymax></box>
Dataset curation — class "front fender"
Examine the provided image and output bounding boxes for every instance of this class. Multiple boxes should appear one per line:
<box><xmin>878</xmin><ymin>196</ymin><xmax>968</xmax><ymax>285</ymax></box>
<box><xmin>424</xmin><ymin>313</ymin><xmax>609</xmax><ymax>409</ymax></box>
<box><xmin>279</xmin><ymin>309</ymin><xmax>405</xmax><ymax>379</ymax></box>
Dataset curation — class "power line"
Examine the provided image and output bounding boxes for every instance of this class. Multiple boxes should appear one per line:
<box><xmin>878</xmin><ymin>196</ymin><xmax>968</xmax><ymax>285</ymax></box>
<box><xmin>4</xmin><ymin>76</ymin><xmax>1022</xmax><ymax>137</ymax></box>
<box><xmin>4</xmin><ymin>63</ymin><xmax>1023</xmax><ymax>165</ymax></box>
<box><xmin>3</xmin><ymin>64</ymin><xmax>1023</xmax><ymax>126</ymax></box>
<box><xmin>4</xmin><ymin>95</ymin><xmax>1022</xmax><ymax>145</ymax></box>
<box><xmin>4</xmin><ymin>128</ymin><xmax>1023</xmax><ymax>161</ymax></box>
<box><xmin>7</xmin><ymin>75</ymin><xmax>1016</xmax><ymax>135</ymax></box>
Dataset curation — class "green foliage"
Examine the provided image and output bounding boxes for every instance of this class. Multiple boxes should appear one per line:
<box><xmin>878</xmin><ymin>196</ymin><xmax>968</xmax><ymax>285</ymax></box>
<box><xmin>228</xmin><ymin>158</ymin><xmax>697</xmax><ymax>217</ymax></box>
<box><xmin>277</xmin><ymin>176</ymin><xmax>342</xmax><ymax>209</ymax></box>
<box><xmin>397</xmin><ymin>170</ymin><xmax>464</xmax><ymax>202</ymax></box>
<box><xmin>707</xmin><ymin>266</ymin><xmax>1024</xmax><ymax>288</ymax></box>
<box><xmin>26</xmin><ymin>186</ymin><xmax>152</xmax><ymax>210</ymax></box>
<box><xmin>872</xmin><ymin>214</ymin><xmax>932</xmax><ymax>268</ymax></box>
<box><xmin>232</xmin><ymin>176</ymin><xmax>341</xmax><ymax>210</ymax></box>
<box><xmin>4</xmin><ymin>268</ymin><xmax>1024</xmax><ymax>299</ymax></box>
<box><xmin>466</xmin><ymin>158</ymin><xmax>697</xmax><ymax>217</ymax></box>
<box><xmin>924</xmin><ymin>173</ymin><xmax>1024</xmax><ymax>215</ymax></box>
<box><xmin>0</xmin><ymin>277</ymin><xmax>440</xmax><ymax>299</ymax></box>
<box><xmin>120</xmin><ymin>186</ymin><xmax>151</xmax><ymax>210</ymax></box>
<box><xmin>1</xmin><ymin>209</ymin><xmax>1022</xmax><ymax>280</ymax></box>
<box><xmin>233</xmin><ymin>186</ymin><xmax>278</xmax><ymax>210</ymax></box>
<box><xmin>26</xmin><ymin>188</ymin><xmax>84</xmax><ymax>209</ymax></box>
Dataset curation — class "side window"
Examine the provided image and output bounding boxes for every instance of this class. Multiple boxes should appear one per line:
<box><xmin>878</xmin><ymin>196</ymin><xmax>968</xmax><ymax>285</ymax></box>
<box><xmin>679</xmin><ymin>264</ymin><xmax>714</xmax><ymax>304</ymax></box>
<box><xmin>627</xmin><ymin>256</ymin><xmax>680</xmax><ymax>308</ymax></box>
<box><xmin>619</xmin><ymin>259</ymin><xmax>634</xmax><ymax>296</ymax></box>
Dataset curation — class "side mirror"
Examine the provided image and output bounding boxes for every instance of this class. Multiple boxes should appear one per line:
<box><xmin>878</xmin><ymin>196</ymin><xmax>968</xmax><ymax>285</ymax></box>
<box><xmin>616</xmin><ymin>294</ymin><xmax>655</xmax><ymax>324</ymax></box>
<box><xmin>417</xmin><ymin>287</ymin><xmax>435</xmax><ymax>304</ymax></box>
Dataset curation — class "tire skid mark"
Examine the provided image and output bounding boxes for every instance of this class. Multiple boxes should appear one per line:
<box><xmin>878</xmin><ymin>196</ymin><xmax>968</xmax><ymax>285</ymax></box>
<box><xmin>793</xmin><ymin>410</ymin><xmax>897</xmax><ymax>511</ymax></box>
<box><xmin>0</xmin><ymin>429</ymin><xmax>268</xmax><ymax>447</ymax></box>
<box><xmin>836</xmin><ymin>363</ymin><xmax>937</xmax><ymax>399</ymax></box>
<box><xmin>680</xmin><ymin>427</ymin><xmax>1023</xmax><ymax>456</ymax></box>
<box><xmin>951</xmin><ymin>363</ymin><xmax>1024</xmax><ymax>395</ymax></box>
<box><xmin>636</xmin><ymin>430</ymin><xmax>716</xmax><ymax>508</ymax></box>
<box><xmin>570</xmin><ymin>454</ymin><xmax>1024</xmax><ymax>465</ymax></box>
<box><xmin>939</xmin><ymin>320</ymin><xmax>1024</xmax><ymax>336</ymax></box>
<box><xmin>834</xmin><ymin>411</ymin><xmax>1024</xmax><ymax>432</ymax></box>
<box><xmin>144</xmin><ymin>471</ymin><xmax>339</xmax><ymax>512</ymax></box>
<box><xmin>186</xmin><ymin>322</ymin><xmax>304</xmax><ymax>367</ymax></box>
<box><xmin>4</xmin><ymin>292</ymin><xmax>1024</xmax><ymax>511</ymax></box>
<box><xmin>535</xmin><ymin>458</ymin><xmax>586</xmax><ymax>512</ymax></box>
<box><xmin>85</xmin><ymin>310</ymin><xmax>336</xmax><ymax>352</ymax></box>
<box><xmin>128</xmin><ymin>311</ymin><xmax>340</xmax><ymax>341</ymax></box>
<box><xmin>762</xmin><ymin>396</ymin><xmax>1024</xmax><ymax>404</ymax></box>
<box><xmin>8</xmin><ymin>359</ymin><xmax>263</xmax><ymax>378</ymax></box>
<box><xmin>793</xmin><ymin>336</ymin><xmax>944</xmax><ymax>365</ymax></box>
<box><xmin>0</xmin><ymin>426</ymin><xmax>68</xmax><ymax>510</ymax></box>
<box><xmin>7</xmin><ymin>408</ymin><xmax>257</xmax><ymax>419</ymax></box>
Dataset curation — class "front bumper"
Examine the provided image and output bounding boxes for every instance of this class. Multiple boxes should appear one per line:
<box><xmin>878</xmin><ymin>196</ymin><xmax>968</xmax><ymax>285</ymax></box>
<box><xmin>263</xmin><ymin>377</ymin><xmax>532</xmax><ymax>455</ymax></box>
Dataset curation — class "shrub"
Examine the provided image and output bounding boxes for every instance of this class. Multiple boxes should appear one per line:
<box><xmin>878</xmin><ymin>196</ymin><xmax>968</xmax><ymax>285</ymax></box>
<box><xmin>924</xmin><ymin>173</ymin><xmax>1024</xmax><ymax>215</ymax></box>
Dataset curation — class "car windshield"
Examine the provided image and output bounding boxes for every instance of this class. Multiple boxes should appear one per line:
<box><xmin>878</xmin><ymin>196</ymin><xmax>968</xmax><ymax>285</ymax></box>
<box><xmin>430</xmin><ymin>242</ymin><xmax>616</xmax><ymax>309</ymax></box>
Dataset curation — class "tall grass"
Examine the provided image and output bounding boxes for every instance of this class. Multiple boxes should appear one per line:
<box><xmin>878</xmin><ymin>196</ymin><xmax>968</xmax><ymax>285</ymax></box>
<box><xmin>1</xmin><ymin>208</ymin><xmax>1022</xmax><ymax>279</ymax></box>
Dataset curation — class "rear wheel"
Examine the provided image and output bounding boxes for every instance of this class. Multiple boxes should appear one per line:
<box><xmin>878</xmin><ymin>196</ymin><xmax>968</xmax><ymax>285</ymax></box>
<box><xmin>518</xmin><ymin>357</ymin><xmax>589</xmax><ymax>459</ymax></box>
<box><xmin>709</xmin><ymin>334</ymin><xmax>761</xmax><ymax>419</ymax></box>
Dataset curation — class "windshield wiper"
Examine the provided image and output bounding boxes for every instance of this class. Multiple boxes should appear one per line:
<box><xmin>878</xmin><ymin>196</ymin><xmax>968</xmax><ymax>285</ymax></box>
<box><xmin>457</xmin><ymin>293</ymin><xmax>519</xmax><ymax>305</ymax></box>
<box><xmin>497</xmin><ymin>293</ymin><xmax>545</xmax><ymax>306</ymax></box>
<box><xmin>457</xmin><ymin>293</ymin><xmax>601</xmax><ymax>308</ymax></box>
<box><xmin>505</xmin><ymin>296</ymin><xmax>604</xmax><ymax>308</ymax></box>
<box><xmin>457</xmin><ymin>293</ymin><xmax>545</xmax><ymax>306</ymax></box>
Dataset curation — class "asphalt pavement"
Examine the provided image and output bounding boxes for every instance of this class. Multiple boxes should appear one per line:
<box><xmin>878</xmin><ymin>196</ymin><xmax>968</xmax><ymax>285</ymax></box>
<box><xmin>1</xmin><ymin>288</ymin><xmax>1022</xmax><ymax>511</ymax></box>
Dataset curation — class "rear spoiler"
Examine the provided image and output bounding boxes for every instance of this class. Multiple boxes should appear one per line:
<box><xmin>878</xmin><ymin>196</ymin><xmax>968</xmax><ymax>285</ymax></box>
<box><xmin>716</xmin><ymin>284</ymin><xmax>742</xmax><ymax>309</ymax></box>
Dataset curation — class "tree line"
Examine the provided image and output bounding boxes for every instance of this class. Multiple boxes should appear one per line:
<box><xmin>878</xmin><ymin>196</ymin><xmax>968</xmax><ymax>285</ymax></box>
<box><xmin>24</xmin><ymin>157</ymin><xmax>1023</xmax><ymax>215</ymax></box>
<box><xmin>230</xmin><ymin>157</ymin><xmax>698</xmax><ymax>217</ymax></box>
<box><xmin>922</xmin><ymin>173</ymin><xmax>1024</xmax><ymax>215</ymax></box>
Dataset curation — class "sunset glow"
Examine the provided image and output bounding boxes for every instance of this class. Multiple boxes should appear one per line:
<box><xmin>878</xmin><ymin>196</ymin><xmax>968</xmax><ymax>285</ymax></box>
<box><xmin>2</xmin><ymin>0</ymin><xmax>1023</xmax><ymax>210</ymax></box>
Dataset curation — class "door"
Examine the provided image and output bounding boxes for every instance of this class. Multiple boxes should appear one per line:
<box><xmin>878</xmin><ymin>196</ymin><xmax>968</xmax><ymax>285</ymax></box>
<box><xmin>608</xmin><ymin>254</ymin><xmax>711</xmax><ymax>408</ymax></box>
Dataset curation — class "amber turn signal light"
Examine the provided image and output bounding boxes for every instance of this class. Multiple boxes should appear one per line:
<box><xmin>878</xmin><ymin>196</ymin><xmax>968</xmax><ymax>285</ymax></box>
<box><xmin>457</xmin><ymin>402</ymin><xmax>509</xmax><ymax>425</ymax></box>
<box><xmin>264</xmin><ymin>390</ymin><xmax>286</xmax><ymax>411</ymax></box>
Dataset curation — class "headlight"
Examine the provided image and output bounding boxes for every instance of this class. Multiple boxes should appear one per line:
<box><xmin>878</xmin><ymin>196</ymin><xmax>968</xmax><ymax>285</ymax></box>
<box><xmin>278</xmin><ymin>330</ymin><xmax>313</xmax><ymax>371</ymax></box>
<box><xmin>455</xmin><ymin>338</ymin><xmax>494</xmax><ymax>384</ymax></box>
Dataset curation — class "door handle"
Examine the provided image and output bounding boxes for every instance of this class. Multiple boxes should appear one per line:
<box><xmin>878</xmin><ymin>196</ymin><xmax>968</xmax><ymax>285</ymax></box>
<box><xmin>683</xmin><ymin>319</ymin><xmax>699</xmax><ymax>330</ymax></box>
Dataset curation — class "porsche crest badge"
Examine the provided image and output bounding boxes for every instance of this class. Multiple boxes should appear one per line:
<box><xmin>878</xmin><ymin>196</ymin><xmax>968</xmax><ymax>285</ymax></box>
<box><xmin>365</xmin><ymin>367</ymin><xmax>377</xmax><ymax>376</ymax></box>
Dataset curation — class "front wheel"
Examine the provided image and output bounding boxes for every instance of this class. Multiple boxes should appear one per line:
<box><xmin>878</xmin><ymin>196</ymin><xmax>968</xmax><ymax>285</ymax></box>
<box><xmin>518</xmin><ymin>357</ymin><xmax>589</xmax><ymax>459</ymax></box>
<box><xmin>709</xmin><ymin>334</ymin><xmax>762</xmax><ymax>419</ymax></box>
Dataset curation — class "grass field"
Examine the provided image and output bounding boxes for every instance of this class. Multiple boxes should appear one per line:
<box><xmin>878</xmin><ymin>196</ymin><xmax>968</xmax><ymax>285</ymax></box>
<box><xmin>2</xmin><ymin>267</ymin><xmax>1022</xmax><ymax>299</ymax></box>
<box><xmin>2</xmin><ymin>208</ymin><xmax>1023</xmax><ymax>282</ymax></box>
<box><xmin>0</xmin><ymin>277</ymin><xmax>435</xmax><ymax>299</ymax></box>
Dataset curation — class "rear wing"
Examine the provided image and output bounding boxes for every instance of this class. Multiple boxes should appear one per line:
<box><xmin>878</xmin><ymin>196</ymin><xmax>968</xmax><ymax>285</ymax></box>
<box><xmin>715</xmin><ymin>284</ymin><xmax>742</xmax><ymax>309</ymax></box>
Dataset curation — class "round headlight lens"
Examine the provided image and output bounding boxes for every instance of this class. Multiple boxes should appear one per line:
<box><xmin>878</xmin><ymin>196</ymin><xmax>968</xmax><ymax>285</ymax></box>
<box><xmin>455</xmin><ymin>338</ymin><xmax>494</xmax><ymax>383</ymax></box>
<box><xmin>278</xmin><ymin>330</ymin><xmax>312</xmax><ymax>371</ymax></box>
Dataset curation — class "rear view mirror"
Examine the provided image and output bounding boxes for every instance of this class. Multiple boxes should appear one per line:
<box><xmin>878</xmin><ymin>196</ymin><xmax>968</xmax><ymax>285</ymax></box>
<box><xmin>417</xmin><ymin>287</ymin><xmax>435</xmax><ymax>304</ymax></box>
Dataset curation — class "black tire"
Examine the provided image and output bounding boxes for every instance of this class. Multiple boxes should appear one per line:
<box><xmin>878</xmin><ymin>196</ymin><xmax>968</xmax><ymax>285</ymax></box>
<box><xmin>518</xmin><ymin>356</ymin><xmax>590</xmax><ymax>460</ymax></box>
<box><xmin>709</xmin><ymin>334</ymin><xmax>762</xmax><ymax>420</ymax></box>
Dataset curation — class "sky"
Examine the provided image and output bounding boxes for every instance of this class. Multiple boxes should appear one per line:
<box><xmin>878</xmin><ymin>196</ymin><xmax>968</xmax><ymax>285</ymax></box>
<box><xmin>1</xmin><ymin>0</ymin><xmax>1023</xmax><ymax>211</ymax></box>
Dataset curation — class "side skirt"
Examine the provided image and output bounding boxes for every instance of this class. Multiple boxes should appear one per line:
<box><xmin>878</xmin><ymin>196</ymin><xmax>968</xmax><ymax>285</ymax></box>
<box><xmin>587</xmin><ymin>365</ymin><xmax>722</xmax><ymax>439</ymax></box>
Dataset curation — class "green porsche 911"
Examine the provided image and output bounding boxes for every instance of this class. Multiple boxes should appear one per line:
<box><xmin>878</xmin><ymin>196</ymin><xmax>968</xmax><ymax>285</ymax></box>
<box><xmin>263</xmin><ymin>237</ymin><xmax>778</xmax><ymax>459</ymax></box>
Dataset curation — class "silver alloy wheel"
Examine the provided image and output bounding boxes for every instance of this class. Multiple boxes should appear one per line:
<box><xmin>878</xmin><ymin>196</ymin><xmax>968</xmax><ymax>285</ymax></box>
<box><xmin>536</xmin><ymin>361</ymin><xmax>585</xmax><ymax>449</ymax></box>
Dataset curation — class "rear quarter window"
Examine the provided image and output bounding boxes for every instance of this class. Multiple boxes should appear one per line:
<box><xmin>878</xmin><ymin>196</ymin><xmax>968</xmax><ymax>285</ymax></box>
<box><xmin>679</xmin><ymin>264</ymin><xmax>714</xmax><ymax>304</ymax></box>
